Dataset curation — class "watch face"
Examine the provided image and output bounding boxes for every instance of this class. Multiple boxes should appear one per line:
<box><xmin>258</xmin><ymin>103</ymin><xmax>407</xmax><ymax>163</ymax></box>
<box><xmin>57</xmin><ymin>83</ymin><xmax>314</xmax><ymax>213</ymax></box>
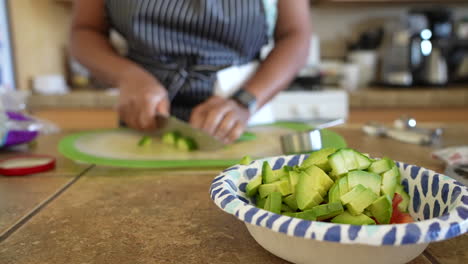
<box><xmin>233</xmin><ymin>90</ymin><xmax>257</xmax><ymax>113</ymax></box>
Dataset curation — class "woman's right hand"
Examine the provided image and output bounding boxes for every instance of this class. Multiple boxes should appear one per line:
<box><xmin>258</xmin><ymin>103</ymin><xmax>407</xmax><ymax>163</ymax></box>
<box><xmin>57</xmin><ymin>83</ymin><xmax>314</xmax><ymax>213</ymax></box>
<box><xmin>117</xmin><ymin>69</ymin><xmax>170</xmax><ymax>131</ymax></box>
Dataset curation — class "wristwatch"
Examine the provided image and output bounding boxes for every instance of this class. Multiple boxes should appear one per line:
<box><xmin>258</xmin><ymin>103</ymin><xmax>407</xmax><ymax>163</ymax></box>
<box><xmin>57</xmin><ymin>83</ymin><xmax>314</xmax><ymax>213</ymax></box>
<box><xmin>230</xmin><ymin>88</ymin><xmax>257</xmax><ymax>114</ymax></box>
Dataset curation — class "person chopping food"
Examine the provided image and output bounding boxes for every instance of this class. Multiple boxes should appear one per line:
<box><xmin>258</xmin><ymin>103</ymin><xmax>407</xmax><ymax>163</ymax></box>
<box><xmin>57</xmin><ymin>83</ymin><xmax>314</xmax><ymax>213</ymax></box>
<box><xmin>71</xmin><ymin>0</ymin><xmax>311</xmax><ymax>144</ymax></box>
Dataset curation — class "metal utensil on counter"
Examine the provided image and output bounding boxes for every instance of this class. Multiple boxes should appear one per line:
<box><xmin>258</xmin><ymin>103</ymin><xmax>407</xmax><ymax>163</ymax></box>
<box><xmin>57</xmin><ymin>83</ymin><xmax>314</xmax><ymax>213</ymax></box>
<box><xmin>155</xmin><ymin>114</ymin><xmax>225</xmax><ymax>151</ymax></box>
<box><xmin>363</xmin><ymin>116</ymin><xmax>442</xmax><ymax>145</ymax></box>
<box><xmin>280</xmin><ymin>118</ymin><xmax>345</xmax><ymax>155</ymax></box>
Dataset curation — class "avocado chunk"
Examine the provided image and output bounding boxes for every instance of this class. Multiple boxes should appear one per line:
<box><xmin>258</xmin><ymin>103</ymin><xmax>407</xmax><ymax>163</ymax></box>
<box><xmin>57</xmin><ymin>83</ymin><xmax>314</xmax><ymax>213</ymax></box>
<box><xmin>275</xmin><ymin>180</ymin><xmax>293</xmax><ymax>196</ymax></box>
<box><xmin>328</xmin><ymin>183</ymin><xmax>341</xmax><ymax>203</ymax></box>
<box><xmin>301</xmin><ymin>165</ymin><xmax>334</xmax><ymax>197</ymax></box>
<box><xmin>345</xmin><ymin>188</ymin><xmax>379</xmax><ymax>216</ymax></box>
<box><xmin>239</xmin><ymin>156</ymin><xmax>252</xmax><ymax>165</ymax></box>
<box><xmin>262</xmin><ymin>162</ymin><xmax>280</xmax><ymax>184</ymax></box>
<box><xmin>138</xmin><ymin>136</ymin><xmax>152</xmax><ymax>147</ymax></box>
<box><xmin>294</xmin><ymin>210</ymin><xmax>317</xmax><ymax>221</ymax></box>
<box><xmin>301</xmin><ymin>148</ymin><xmax>337</xmax><ymax>172</ymax></box>
<box><xmin>282</xmin><ymin>212</ymin><xmax>296</xmax><ymax>217</ymax></box>
<box><xmin>264</xmin><ymin>192</ymin><xmax>282</xmax><ymax>214</ymax></box>
<box><xmin>369</xmin><ymin>195</ymin><xmax>393</xmax><ymax>224</ymax></box>
<box><xmin>161</xmin><ymin>131</ymin><xmax>181</xmax><ymax>145</ymax></box>
<box><xmin>258</xmin><ymin>183</ymin><xmax>278</xmax><ymax>198</ymax></box>
<box><xmin>288</xmin><ymin>170</ymin><xmax>301</xmax><ymax>193</ymax></box>
<box><xmin>347</xmin><ymin>170</ymin><xmax>382</xmax><ymax>195</ymax></box>
<box><xmin>246</xmin><ymin>176</ymin><xmax>262</xmax><ymax>197</ymax></box>
<box><xmin>256</xmin><ymin>194</ymin><xmax>266</xmax><ymax>209</ymax></box>
<box><xmin>395</xmin><ymin>184</ymin><xmax>410</xmax><ymax>212</ymax></box>
<box><xmin>368</xmin><ymin>158</ymin><xmax>393</xmax><ymax>174</ymax></box>
<box><xmin>381</xmin><ymin>166</ymin><xmax>400</xmax><ymax>199</ymax></box>
<box><xmin>338</xmin><ymin>176</ymin><xmax>350</xmax><ymax>197</ymax></box>
<box><xmin>176</xmin><ymin>137</ymin><xmax>198</xmax><ymax>151</ymax></box>
<box><xmin>331</xmin><ymin>211</ymin><xmax>376</xmax><ymax>225</ymax></box>
<box><xmin>283</xmin><ymin>194</ymin><xmax>299</xmax><ymax>211</ymax></box>
<box><xmin>295</xmin><ymin>165</ymin><xmax>333</xmax><ymax>210</ymax></box>
<box><xmin>340</xmin><ymin>184</ymin><xmax>366</xmax><ymax>205</ymax></box>
<box><xmin>281</xmin><ymin>203</ymin><xmax>294</xmax><ymax>213</ymax></box>
<box><xmin>329</xmin><ymin>148</ymin><xmax>371</xmax><ymax>176</ymax></box>
<box><xmin>309</xmin><ymin>202</ymin><xmax>344</xmax><ymax>220</ymax></box>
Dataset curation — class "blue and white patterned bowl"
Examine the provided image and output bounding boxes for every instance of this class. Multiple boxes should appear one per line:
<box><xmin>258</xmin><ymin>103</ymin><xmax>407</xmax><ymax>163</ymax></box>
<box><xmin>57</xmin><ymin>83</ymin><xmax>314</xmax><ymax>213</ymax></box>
<box><xmin>210</xmin><ymin>154</ymin><xmax>468</xmax><ymax>264</ymax></box>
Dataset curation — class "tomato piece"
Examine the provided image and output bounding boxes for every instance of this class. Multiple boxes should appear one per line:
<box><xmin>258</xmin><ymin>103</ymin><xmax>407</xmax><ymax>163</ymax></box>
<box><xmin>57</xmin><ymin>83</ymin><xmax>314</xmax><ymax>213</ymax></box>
<box><xmin>390</xmin><ymin>193</ymin><xmax>414</xmax><ymax>224</ymax></box>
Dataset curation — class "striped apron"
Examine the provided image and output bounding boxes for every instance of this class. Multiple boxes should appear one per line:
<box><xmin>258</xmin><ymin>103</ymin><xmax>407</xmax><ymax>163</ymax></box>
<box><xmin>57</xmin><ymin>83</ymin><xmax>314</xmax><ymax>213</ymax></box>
<box><xmin>105</xmin><ymin>0</ymin><xmax>270</xmax><ymax>121</ymax></box>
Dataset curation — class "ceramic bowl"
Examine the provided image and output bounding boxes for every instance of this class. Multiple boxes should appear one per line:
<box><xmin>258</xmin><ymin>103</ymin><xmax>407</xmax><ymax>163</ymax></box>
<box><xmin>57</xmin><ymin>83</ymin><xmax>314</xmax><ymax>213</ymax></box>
<box><xmin>210</xmin><ymin>154</ymin><xmax>468</xmax><ymax>264</ymax></box>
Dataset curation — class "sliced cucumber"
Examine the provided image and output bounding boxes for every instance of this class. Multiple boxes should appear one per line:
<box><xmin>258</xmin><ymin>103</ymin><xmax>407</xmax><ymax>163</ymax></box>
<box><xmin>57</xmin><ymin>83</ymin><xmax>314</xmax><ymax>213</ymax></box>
<box><xmin>138</xmin><ymin>136</ymin><xmax>152</xmax><ymax>147</ymax></box>
<box><xmin>246</xmin><ymin>176</ymin><xmax>262</xmax><ymax>197</ymax></box>
<box><xmin>176</xmin><ymin>137</ymin><xmax>198</xmax><ymax>151</ymax></box>
<box><xmin>162</xmin><ymin>131</ymin><xmax>181</xmax><ymax>145</ymax></box>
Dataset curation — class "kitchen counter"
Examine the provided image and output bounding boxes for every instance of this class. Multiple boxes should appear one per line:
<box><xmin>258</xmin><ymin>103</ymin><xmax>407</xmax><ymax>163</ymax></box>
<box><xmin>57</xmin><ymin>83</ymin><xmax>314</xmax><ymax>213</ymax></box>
<box><xmin>26</xmin><ymin>86</ymin><xmax>468</xmax><ymax>110</ymax></box>
<box><xmin>0</xmin><ymin>123</ymin><xmax>467</xmax><ymax>263</ymax></box>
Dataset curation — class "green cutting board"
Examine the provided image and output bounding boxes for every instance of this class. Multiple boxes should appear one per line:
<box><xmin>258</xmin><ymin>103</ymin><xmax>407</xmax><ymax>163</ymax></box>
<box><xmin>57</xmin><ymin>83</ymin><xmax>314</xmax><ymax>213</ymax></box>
<box><xmin>58</xmin><ymin>122</ymin><xmax>346</xmax><ymax>169</ymax></box>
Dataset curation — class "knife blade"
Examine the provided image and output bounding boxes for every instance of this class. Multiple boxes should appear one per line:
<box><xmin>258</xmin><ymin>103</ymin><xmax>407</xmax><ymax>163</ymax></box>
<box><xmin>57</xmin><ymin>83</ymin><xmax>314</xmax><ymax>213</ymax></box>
<box><xmin>154</xmin><ymin>114</ymin><xmax>225</xmax><ymax>151</ymax></box>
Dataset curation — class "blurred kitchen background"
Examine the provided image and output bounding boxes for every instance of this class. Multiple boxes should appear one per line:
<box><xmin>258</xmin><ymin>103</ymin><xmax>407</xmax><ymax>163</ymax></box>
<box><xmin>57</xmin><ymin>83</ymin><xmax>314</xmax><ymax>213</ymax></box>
<box><xmin>1</xmin><ymin>0</ymin><xmax>468</xmax><ymax>129</ymax></box>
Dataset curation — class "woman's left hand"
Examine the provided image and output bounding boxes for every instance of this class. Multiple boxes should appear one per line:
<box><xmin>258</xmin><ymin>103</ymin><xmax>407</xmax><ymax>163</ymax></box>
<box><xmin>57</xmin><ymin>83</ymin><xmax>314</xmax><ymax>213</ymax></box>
<box><xmin>190</xmin><ymin>96</ymin><xmax>250</xmax><ymax>144</ymax></box>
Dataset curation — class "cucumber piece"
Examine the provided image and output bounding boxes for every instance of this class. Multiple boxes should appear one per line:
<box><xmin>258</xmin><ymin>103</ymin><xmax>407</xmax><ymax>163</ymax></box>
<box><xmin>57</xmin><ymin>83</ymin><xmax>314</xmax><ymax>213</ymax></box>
<box><xmin>368</xmin><ymin>158</ymin><xmax>393</xmax><ymax>174</ymax></box>
<box><xmin>340</xmin><ymin>184</ymin><xmax>366</xmax><ymax>205</ymax></box>
<box><xmin>162</xmin><ymin>131</ymin><xmax>181</xmax><ymax>145</ymax></box>
<box><xmin>239</xmin><ymin>156</ymin><xmax>252</xmax><ymax>165</ymax></box>
<box><xmin>329</xmin><ymin>149</ymin><xmax>371</xmax><ymax>176</ymax></box>
<box><xmin>176</xmin><ymin>137</ymin><xmax>198</xmax><ymax>151</ymax></box>
<box><xmin>381</xmin><ymin>166</ymin><xmax>399</xmax><ymax>199</ymax></box>
<box><xmin>331</xmin><ymin>211</ymin><xmax>376</xmax><ymax>225</ymax></box>
<box><xmin>301</xmin><ymin>148</ymin><xmax>337</xmax><ymax>172</ymax></box>
<box><xmin>264</xmin><ymin>192</ymin><xmax>282</xmax><ymax>214</ymax></box>
<box><xmin>338</xmin><ymin>176</ymin><xmax>350</xmax><ymax>197</ymax></box>
<box><xmin>138</xmin><ymin>136</ymin><xmax>152</xmax><ymax>147</ymax></box>
<box><xmin>283</xmin><ymin>194</ymin><xmax>298</xmax><ymax>211</ymax></box>
<box><xmin>395</xmin><ymin>184</ymin><xmax>410</xmax><ymax>212</ymax></box>
<box><xmin>262</xmin><ymin>162</ymin><xmax>280</xmax><ymax>184</ymax></box>
<box><xmin>347</xmin><ymin>170</ymin><xmax>382</xmax><ymax>195</ymax></box>
<box><xmin>369</xmin><ymin>195</ymin><xmax>393</xmax><ymax>224</ymax></box>
<box><xmin>246</xmin><ymin>176</ymin><xmax>262</xmax><ymax>197</ymax></box>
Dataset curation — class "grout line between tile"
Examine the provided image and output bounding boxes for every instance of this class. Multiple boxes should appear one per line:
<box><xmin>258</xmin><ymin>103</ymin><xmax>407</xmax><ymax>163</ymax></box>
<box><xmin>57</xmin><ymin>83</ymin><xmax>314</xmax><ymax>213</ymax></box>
<box><xmin>0</xmin><ymin>165</ymin><xmax>96</xmax><ymax>243</ymax></box>
<box><xmin>423</xmin><ymin>250</ymin><xmax>441</xmax><ymax>264</ymax></box>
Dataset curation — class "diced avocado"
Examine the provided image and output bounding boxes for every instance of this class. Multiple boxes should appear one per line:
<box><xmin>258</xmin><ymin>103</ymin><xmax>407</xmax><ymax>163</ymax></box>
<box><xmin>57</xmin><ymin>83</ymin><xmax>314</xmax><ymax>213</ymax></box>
<box><xmin>309</xmin><ymin>202</ymin><xmax>344</xmax><ymax>220</ymax></box>
<box><xmin>346</xmin><ymin>188</ymin><xmax>379</xmax><ymax>216</ymax></box>
<box><xmin>369</xmin><ymin>195</ymin><xmax>393</xmax><ymax>224</ymax></box>
<box><xmin>275</xmin><ymin>180</ymin><xmax>293</xmax><ymax>196</ymax></box>
<box><xmin>282</xmin><ymin>212</ymin><xmax>296</xmax><ymax>217</ymax></box>
<box><xmin>328</xmin><ymin>183</ymin><xmax>341</xmax><ymax>203</ymax></box>
<box><xmin>301</xmin><ymin>148</ymin><xmax>337</xmax><ymax>172</ymax></box>
<box><xmin>301</xmin><ymin>165</ymin><xmax>334</xmax><ymax>197</ymax></box>
<box><xmin>283</xmin><ymin>194</ymin><xmax>298</xmax><ymax>211</ymax></box>
<box><xmin>246</xmin><ymin>176</ymin><xmax>262</xmax><ymax>197</ymax></box>
<box><xmin>363</xmin><ymin>209</ymin><xmax>373</xmax><ymax>218</ymax></box>
<box><xmin>262</xmin><ymin>162</ymin><xmax>280</xmax><ymax>184</ymax></box>
<box><xmin>329</xmin><ymin>149</ymin><xmax>371</xmax><ymax>176</ymax></box>
<box><xmin>294</xmin><ymin>210</ymin><xmax>317</xmax><ymax>221</ymax></box>
<box><xmin>176</xmin><ymin>137</ymin><xmax>198</xmax><ymax>151</ymax></box>
<box><xmin>162</xmin><ymin>131</ymin><xmax>181</xmax><ymax>145</ymax></box>
<box><xmin>381</xmin><ymin>166</ymin><xmax>400</xmax><ymax>199</ymax></box>
<box><xmin>256</xmin><ymin>195</ymin><xmax>266</xmax><ymax>209</ymax></box>
<box><xmin>274</xmin><ymin>167</ymin><xmax>289</xmax><ymax>180</ymax></box>
<box><xmin>239</xmin><ymin>156</ymin><xmax>252</xmax><ymax>165</ymax></box>
<box><xmin>368</xmin><ymin>158</ymin><xmax>393</xmax><ymax>174</ymax></box>
<box><xmin>288</xmin><ymin>171</ymin><xmax>301</xmax><ymax>193</ymax></box>
<box><xmin>340</xmin><ymin>184</ymin><xmax>367</xmax><ymax>205</ymax></box>
<box><xmin>258</xmin><ymin>183</ymin><xmax>278</xmax><ymax>198</ymax></box>
<box><xmin>296</xmin><ymin>178</ymin><xmax>324</xmax><ymax>211</ymax></box>
<box><xmin>283</xmin><ymin>166</ymin><xmax>294</xmax><ymax>172</ymax></box>
<box><xmin>338</xmin><ymin>176</ymin><xmax>350</xmax><ymax>197</ymax></box>
<box><xmin>264</xmin><ymin>192</ymin><xmax>282</xmax><ymax>214</ymax></box>
<box><xmin>281</xmin><ymin>203</ymin><xmax>294</xmax><ymax>212</ymax></box>
<box><xmin>331</xmin><ymin>211</ymin><xmax>376</xmax><ymax>225</ymax></box>
<box><xmin>138</xmin><ymin>136</ymin><xmax>152</xmax><ymax>147</ymax></box>
<box><xmin>347</xmin><ymin>170</ymin><xmax>382</xmax><ymax>195</ymax></box>
<box><xmin>395</xmin><ymin>185</ymin><xmax>410</xmax><ymax>212</ymax></box>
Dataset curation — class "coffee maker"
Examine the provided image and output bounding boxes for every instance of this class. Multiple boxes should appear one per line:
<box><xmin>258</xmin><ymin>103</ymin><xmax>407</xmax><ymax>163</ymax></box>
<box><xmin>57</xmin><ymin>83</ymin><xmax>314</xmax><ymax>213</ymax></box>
<box><xmin>408</xmin><ymin>8</ymin><xmax>453</xmax><ymax>86</ymax></box>
<box><xmin>379</xmin><ymin>8</ymin><xmax>454</xmax><ymax>87</ymax></box>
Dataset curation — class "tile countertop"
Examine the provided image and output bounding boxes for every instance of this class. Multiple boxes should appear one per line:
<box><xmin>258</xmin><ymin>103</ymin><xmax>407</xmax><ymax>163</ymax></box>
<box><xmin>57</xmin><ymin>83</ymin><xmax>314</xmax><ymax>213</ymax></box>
<box><xmin>26</xmin><ymin>86</ymin><xmax>468</xmax><ymax>110</ymax></box>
